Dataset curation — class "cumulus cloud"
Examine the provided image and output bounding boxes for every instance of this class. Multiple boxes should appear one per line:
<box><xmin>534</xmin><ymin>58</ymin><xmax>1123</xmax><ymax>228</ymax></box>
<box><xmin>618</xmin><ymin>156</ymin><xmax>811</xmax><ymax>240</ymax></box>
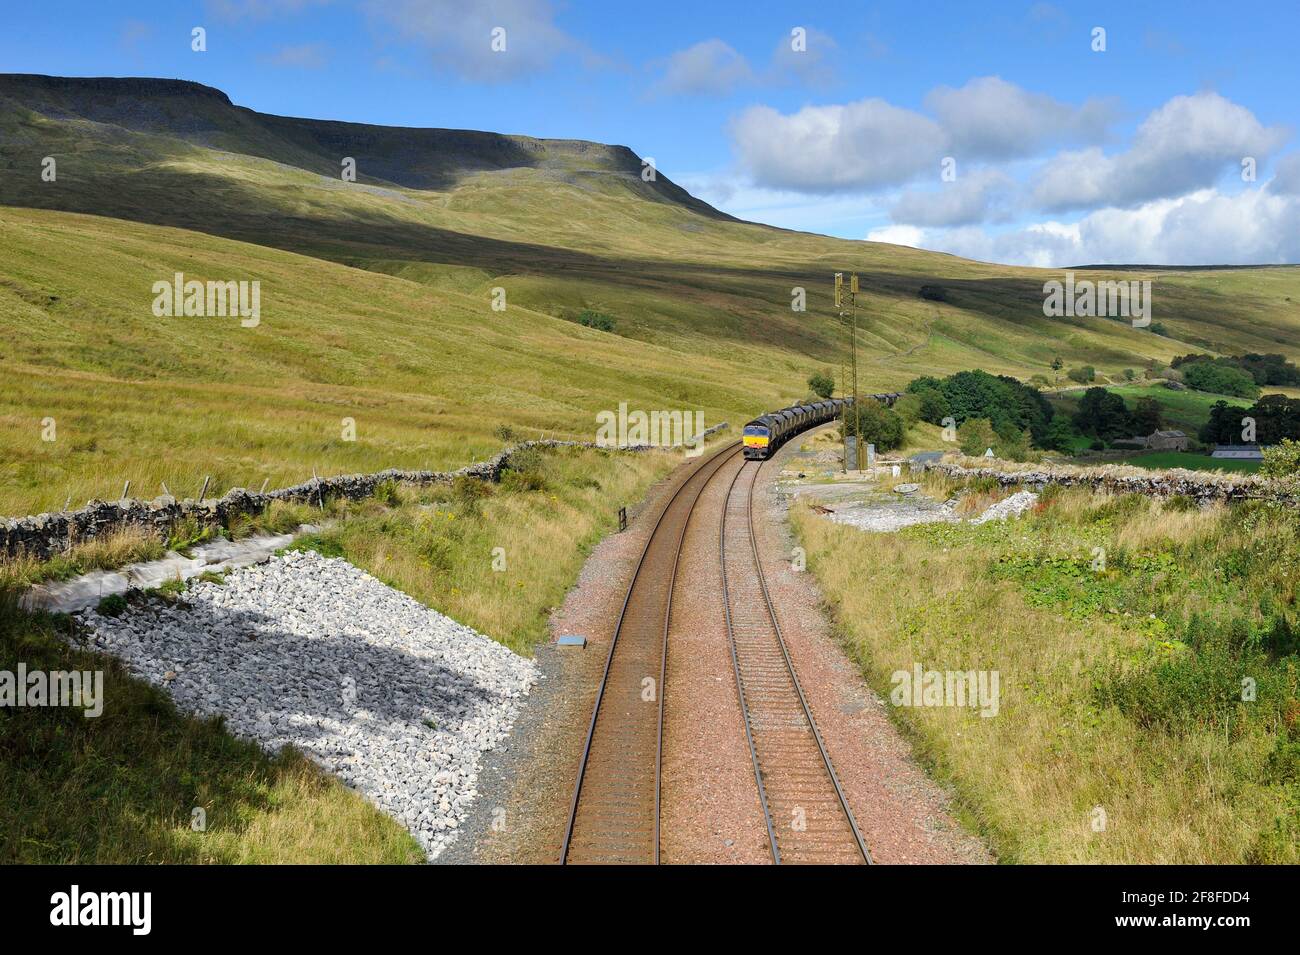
<box><xmin>1032</xmin><ymin>91</ymin><xmax>1290</xmax><ymax>211</ymax></box>
<box><xmin>925</xmin><ymin>76</ymin><xmax>1113</xmax><ymax>160</ymax></box>
<box><xmin>731</xmin><ymin>77</ymin><xmax>1114</xmax><ymax>194</ymax></box>
<box><xmin>889</xmin><ymin>168</ymin><xmax>1017</xmax><ymax>227</ymax></box>
<box><xmin>865</xmin><ymin>224</ymin><xmax>926</xmax><ymax>248</ymax></box>
<box><xmin>897</xmin><ymin>189</ymin><xmax>1300</xmax><ymax>267</ymax></box>
<box><xmin>366</xmin><ymin>0</ymin><xmax>582</xmax><ymax>81</ymax></box>
<box><xmin>730</xmin><ymin>99</ymin><xmax>946</xmax><ymax>193</ymax></box>
<box><xmin>1271</xmin><ymin>152</ymin><xmax>1300</xmax><ymax>195</ymax></box>
<box><xmin>650</xmin><ymin>39</ymin><xmax>754</xmax><ymax>97</ymax></box>
<box><xmin>770</xmin><ymin>27</ymin><xmax>839</xmax><ymax>87</ymax></box>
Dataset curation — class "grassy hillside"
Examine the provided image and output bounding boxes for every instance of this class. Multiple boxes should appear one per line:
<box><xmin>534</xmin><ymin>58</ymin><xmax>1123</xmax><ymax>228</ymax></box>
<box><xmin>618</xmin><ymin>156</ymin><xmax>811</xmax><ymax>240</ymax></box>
<box><xmin>0</xmin><ymin>207</ymin><xmax>769</xmax><ymax>515</ymax></box>
<box><xmin>1</xmin><ymin>74</ymin><xmax>1299</xmax><ymax>515</ymax></box>
<box><xmin>1049</xmin><ymin>382</ymin><xmax>1254</xmax><ymax>435</ymax></box>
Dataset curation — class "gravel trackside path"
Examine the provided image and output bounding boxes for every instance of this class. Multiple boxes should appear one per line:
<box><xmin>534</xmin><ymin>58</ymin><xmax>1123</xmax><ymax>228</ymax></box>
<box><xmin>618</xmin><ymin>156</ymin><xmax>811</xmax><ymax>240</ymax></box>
<box><xmin>76</xmin><ymin>549</ymin><xmax>538</xmax><ymax>861</ymax></box>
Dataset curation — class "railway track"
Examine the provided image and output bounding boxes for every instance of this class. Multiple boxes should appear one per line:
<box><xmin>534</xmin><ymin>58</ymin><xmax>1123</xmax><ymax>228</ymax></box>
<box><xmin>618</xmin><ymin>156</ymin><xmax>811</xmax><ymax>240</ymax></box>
<box><xmin>560</xmin><ymin>441</ymin><xmax>740</xmax><ymax>864</ymax></box>
<box><xmin>720</xmin><ymin>458</ymin><xmax>871</xmax><ymax>864</ymax></box>
<box><xmin>560</xmin><ymin>438</ymin><xmax>870</xmax><ymax>864</ymax></box>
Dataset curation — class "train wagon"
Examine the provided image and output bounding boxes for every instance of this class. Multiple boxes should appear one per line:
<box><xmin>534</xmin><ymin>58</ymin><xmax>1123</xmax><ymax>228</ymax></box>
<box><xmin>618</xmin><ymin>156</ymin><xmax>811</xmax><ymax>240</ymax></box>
<box><xmin>741</xmin><ymin>393</ymin><xmax>901</xmax><ymax>460</ymax></box>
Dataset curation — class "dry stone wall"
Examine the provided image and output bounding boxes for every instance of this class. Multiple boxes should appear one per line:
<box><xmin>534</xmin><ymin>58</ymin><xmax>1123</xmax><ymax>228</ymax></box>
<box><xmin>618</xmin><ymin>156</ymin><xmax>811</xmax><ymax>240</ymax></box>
<box><xmin>2</xmin><ymin>426</ymin><xmax>728</xmax><ymax>561</ymax></box>
<box><xmin>916</xmin><ymin>456</ymin><xmax>1294</xmax><ymax>505</ymax></box>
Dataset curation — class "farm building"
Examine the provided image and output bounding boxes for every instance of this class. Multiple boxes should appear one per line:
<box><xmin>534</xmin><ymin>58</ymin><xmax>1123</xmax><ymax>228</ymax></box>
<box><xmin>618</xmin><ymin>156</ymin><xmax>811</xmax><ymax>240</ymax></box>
<box><xmin>1211</xmin><ymin>444</ymin><xmax>1265</xmax><ymax>460</ymax></box>
<box><xmin>1147</xmin><ymin>430</ymin><xmax>1188</xmax><ymax>451</ymax></box>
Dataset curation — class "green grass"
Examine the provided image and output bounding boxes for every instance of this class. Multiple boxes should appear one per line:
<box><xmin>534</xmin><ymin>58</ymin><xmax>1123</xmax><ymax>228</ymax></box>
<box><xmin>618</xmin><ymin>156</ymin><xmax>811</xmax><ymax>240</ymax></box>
<box><xmin>0</xmin><ymin>596</ymin><xmax>424</xmax><ymax>863</ymax></box>
<box><xmin>1112</xmin><ymin>451</ymin><xmax>1261</xmax><ymax>473</ymax></box>
<box><xmin>0</xmin><ymin>442</ymin><xmax>680</xmax><ymax>861</ymax></box>
<box><xmin>795</xmin><ymin>481</ymin><xmax>1300</xmax><ymax>863</ymax></box>
<box><xmin>2</xmin><ymin>77</ymin><xmax>1300</xmax><ymax>518</ymax></box>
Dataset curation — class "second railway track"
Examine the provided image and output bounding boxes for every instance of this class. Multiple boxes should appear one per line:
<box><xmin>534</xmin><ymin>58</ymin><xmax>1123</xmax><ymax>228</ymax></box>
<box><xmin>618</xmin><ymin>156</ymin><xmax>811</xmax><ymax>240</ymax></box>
<box><xmin>720</xmin><ymin>458</ymin><xmax>871</xmax><ymax>864</ymax></box>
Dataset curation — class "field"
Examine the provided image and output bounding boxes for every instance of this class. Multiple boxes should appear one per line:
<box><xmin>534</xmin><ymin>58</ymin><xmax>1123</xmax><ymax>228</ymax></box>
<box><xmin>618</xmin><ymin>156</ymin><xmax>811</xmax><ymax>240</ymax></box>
<box><xmin>795</xmin><ymin>478</ymin><xmax>1300</xmax><ymax>864</ymax></box>
<box><xmin>1112</xmin><ymin>451</ymin><xmax>1261</xmax><ymax>474</ymax></box>
<box><xmin>2</xmin><ymin>75</ymin><xmax>1300</xmax><ymax>867</ymax></box>
<box><xmin>1048</xmin><ymin>382</ymin><xmax>1252</xmax><ymax>435</ymax></box>
<box><xmin>3</xmin><ymin>75</ymin><xmax>1300</xmax><ymax>518</ymax></box>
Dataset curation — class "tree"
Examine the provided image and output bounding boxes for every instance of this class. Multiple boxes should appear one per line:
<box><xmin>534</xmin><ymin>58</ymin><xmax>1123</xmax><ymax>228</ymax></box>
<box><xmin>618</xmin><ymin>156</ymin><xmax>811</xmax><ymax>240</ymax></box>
<box><xmin>958</xmin><ymin>417</ymin><xmax>998</xmax><ymax>457</ymax></box>
<box><xmin>848</xmin><ymin>398</ymin><xmax>905</xmax><ymax>451</ymax></box>
<box><xmin>1043</xmin><ymin>416</ymin><xmax>1079</xmax><ymax>452</ymax></box>
<box><xmin>1068</xmin><ymin>365</ymin><xmax>1096</xmax><ymax>384</ymax></box>
<box><xmin>1173</xmin><ymin>352</ymin><xmax>1300</xmax><ymax>386</ymax></box>
<box><xmin>1249</xmin><ymin>394</ymin><xmax>1300</xmax><ymax>443</ymax></box>
<box><xmin>1202</xmin><ymin>394</ymin><xmax>1300</xmax><ymax>445</ymax></box>
<box><xmin>1131</xmin><ymin>397</ymin><xmax>1163</xmax><ymax>435</ymax></box>
<box><xmin>578</xmin><ymin>309</ymin><xmax>615</xmax><ymax>332</ymax></box>
<box><xmin>892</xmin><ymin>393</ymin><xmax>924</xmax><ymax>425</ymax></box>
<box><xmin>916</xmin><ymin>387</ymin><xmax>950</xmax><ymax>424</ymax></box>
<box><xmin>1072</xmin><ymin>387</ymin><xmax>1133</xmax><ymax>440</ymax></box>
<box><xmin>1181</xmin><ymin>360</ymin><xmax>1260</xmax><ymax>398</ymax></box>
<box><xmin>808</xmin><ymin>369</ymin><xmax>835</xmax><ymax>400</ymax></box>
<box><xmin>1262</xmin><ymin>438</ymin><xmax>1300</xmax><ymax>478</ymax></box>
<box><xmin>1050</xmin><ymin>356</ymin><xmax>1063</xmax><ymax>386</ymax></box>
<box><xmin>1123</xmin><ymin>368</ymin><xmax>1137</xmax><ymax>381</ymax></box>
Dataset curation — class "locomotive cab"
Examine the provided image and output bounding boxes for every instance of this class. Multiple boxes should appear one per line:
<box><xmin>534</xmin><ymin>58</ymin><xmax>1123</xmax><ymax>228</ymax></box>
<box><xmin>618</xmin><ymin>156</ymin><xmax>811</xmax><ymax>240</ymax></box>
<box><xmin>742</xmin><ymin>421</ymin><xmax>772</xmax><ymax>459</ymax></box>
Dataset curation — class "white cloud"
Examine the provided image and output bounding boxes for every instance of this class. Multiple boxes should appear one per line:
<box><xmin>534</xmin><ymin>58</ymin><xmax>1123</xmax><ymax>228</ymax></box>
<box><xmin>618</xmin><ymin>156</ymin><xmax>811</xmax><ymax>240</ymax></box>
<box><xmin>1032</xmin><ymin>91</ymin><xmax>1290</xmax><ymax>211</ymax></box>
<box><xmin>865</xmin><ymin>224</ymin><xmax>925</xmax><ymax>248</ymax></box>
<box><xmin>1271</xmin><ymin>152</ymin><xmax>1300</xmax><ymax>195</ymax></box>
<box><xmin>651</xmin><ymin>39</ymin><xmax>754</xmax><ymax>97</ymax></box>
<box><xmin>730</xmin><ymin>77</ymin><xmax>1114</xmax><ymax>194</ymax></box>
<box><xmin>730</xmin><ymin>99</ymin><xmax>946</xmax><ymax>192</ymax></box>
<box><xmin>366</xmin><ymin>0</ymin><xmax>581</xmax><ymax>81</ymax></box>
<box><xmin>771</xmin><ymin>27</ymin><xmax>839</xmax><ymax>87</ymax></box>
<box><xmin>900</xmin><ymin>189</ymin><xmax>1300</xmax><ymax>267</ymax></box>
<box><xmin>924</xmin><ymin>76</ymin><xmax>1113</xmax><ymax>160</ymax></box>
<box><xmin>889</xmin><ymin>168</ymin><xmax>1017</xmax><ymax>226</ymax></box>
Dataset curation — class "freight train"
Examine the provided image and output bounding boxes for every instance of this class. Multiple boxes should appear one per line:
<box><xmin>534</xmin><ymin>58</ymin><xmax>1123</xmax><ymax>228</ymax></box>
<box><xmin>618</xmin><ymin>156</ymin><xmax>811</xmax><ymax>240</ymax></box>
<box><xmin>741</xmin><ymin>394</ymin><xmax>902</xmax><ymax>460</ymax></box>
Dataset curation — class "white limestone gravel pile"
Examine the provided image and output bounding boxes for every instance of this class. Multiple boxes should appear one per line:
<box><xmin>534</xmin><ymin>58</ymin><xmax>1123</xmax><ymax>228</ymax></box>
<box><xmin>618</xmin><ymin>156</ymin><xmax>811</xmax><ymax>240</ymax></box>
<box><xmin>971</xmin><ymin>490</ymin><xmax>1039</xmax><ymax>524</ymax></box>
<box><xmin>75</xmin><ymin>549</ymin><xmax>538</xmax><ymax>860</ymax></box>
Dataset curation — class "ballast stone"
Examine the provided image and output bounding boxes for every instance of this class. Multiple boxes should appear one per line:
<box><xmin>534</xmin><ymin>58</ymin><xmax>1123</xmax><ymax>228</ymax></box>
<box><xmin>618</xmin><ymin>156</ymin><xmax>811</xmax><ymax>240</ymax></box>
<box><xmin>75</xmin><ymin>549</ymin><xmax>538</xmax><ymax>860</ymax></box>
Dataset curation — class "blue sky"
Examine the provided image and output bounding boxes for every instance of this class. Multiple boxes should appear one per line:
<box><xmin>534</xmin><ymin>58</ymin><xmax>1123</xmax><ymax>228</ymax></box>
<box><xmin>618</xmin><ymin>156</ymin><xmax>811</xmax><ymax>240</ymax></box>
<box><xmin>4</xmin><ymin>0</ymin><xmax>1299</xmax><ymax>265</ymax></box>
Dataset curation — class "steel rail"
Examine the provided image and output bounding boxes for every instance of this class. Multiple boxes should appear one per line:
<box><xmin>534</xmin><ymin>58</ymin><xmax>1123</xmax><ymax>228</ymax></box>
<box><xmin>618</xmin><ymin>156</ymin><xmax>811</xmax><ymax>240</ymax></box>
<box><xmin>726</xmin><ymin>457</ymin><xmax>873</xmax><ymax>864</ymax></box>
<box><xmin>718</xmin><ymin>458</ymin><xmax>782</xmax><ymax>861</ymax></box>
<box><xmin>559</xmin><ymin>440</ymin><xmax>740</xmax><ymax>864</ymax></box>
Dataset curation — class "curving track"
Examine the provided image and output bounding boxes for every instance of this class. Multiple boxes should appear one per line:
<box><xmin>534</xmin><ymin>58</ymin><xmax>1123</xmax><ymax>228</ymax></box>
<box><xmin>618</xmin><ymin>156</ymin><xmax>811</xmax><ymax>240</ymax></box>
<box><xmin>560</xmin><ymin>438</ymin><xmax>870</xmax><ymax>865</ymax></box>
<box><xmin>720</xmin><ymin>459</ymin><xmax>871</xmax><ymax>864</ymax></box>
<box><xmin>560</xmin><ymin>442</ymin><xmax>739</xmax><ymax>864</ymax></box>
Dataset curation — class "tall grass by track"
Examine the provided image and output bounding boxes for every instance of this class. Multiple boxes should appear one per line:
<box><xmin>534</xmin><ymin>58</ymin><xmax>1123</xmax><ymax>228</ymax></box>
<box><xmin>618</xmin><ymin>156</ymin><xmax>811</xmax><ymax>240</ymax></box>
<box><xmin>794</xmin><ymin>483</ymin><xmax>1300</xmax><ymax>863</ymax></box>
<box><xmin>267</xmin><ymin>445</ymin><xmax>681</xmax><ymax>654</ymax></box>
<box><xmin>0</xmin><ymin>444</ymin><xmax>682</xmax><ymax>860</ymax></box>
